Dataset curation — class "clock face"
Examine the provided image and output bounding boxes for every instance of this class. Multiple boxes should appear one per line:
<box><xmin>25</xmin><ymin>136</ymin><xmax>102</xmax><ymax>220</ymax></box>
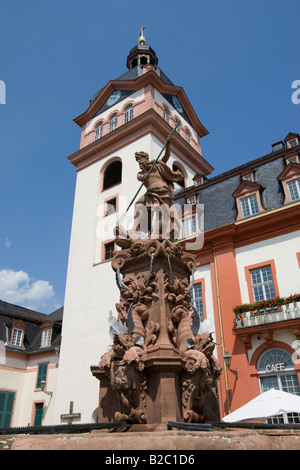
<box><xmin>172</xmin><ymin>96</ymin><xmax>183</xmax><ymax>113</ymax></box>
<box><xmin>107</xmin><ymin>90</ymin><xmax>121</xmax><ymax>106</ymax></box>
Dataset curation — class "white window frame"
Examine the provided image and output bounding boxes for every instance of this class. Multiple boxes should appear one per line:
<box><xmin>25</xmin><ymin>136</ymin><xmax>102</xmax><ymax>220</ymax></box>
<box><xmin>95</xmin><ymin>123</ymin><xmax>103</xmax><ymax>140</ymax></box>
<box><xmin>287</xmin><ymin>139</ymin><xmax>298</xmax><ymax>148</ymax></box>
<box><xmin>258</xmin><ymin>349</ymin><xmax>300</xmax><ymax>424</ymax></box>
<box><xmin>175</xmin><ymin>120</ymin><xmax>181</xmax><ymax>134</ymax></box>
<box><xmin>240</xmin><ymin>194</ymin><xmax>259</xmax><ymax>218</ymax></box>
<box><xmin>109</xmin><ymin>114</ymin><xmax>118</xmax><ymax>132</ymax></box>
<box><xmin>182</xmin><ymin>216</ymin><xmax>197</xmax><ymax>239</ymax></box>
<box><xmin>250</xmin><ymin>265</ymin><xmax>276</xmax><ymax>302</ymax></box>
<box><xmin>287</xmin><ymin>178</ymin><xmax>300</xmax><ymax>202</ymax></box>
<box><xmin>41</xmin><ymin>329</ymin><xmax>52</xmax><ymax>348</ymax></box>
<box><xmin>124</xmin><ymin>105</ymin><xmax>133</xmax><ymax>124</ymax></box>
<box><xmin>163</xmin><ymin>108</ymin><xmax>169</xmax><ymax>123</ymax></box>
<box><xmin>190</xmin><ymin>283</ymin><xmax>204</xmax><ymax>322</ymax></box>
<box><xmin>11</xmin><ymin>328</ymin><xmax>23</xmax><ymax>347</ymax></box>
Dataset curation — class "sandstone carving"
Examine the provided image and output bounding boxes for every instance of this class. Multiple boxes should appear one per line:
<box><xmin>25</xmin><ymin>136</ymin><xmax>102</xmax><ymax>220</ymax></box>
<box><xmin>96</xmin><ymin>138</ymin><xmax>222</xmax><ymax>424</ymax></box>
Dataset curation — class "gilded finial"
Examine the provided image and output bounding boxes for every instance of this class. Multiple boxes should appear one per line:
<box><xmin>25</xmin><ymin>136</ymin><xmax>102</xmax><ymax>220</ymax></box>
<box><xmin>138</xmin><ymin>25</ymin><xmax>146</xmax><ymax>45</ymax></box>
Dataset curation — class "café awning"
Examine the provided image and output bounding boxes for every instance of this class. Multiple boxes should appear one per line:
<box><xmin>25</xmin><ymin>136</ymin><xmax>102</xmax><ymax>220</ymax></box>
<box><xmin>222</xmin><ymin>388</ymin><xmax>300</xmax><ymax>423</ymax></box>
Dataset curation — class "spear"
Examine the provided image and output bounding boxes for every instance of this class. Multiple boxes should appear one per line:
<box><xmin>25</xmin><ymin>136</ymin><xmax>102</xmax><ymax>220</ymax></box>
<box><xmin>116</xmin><ymin>120</ymin><xmax>180</xmax><ymax>228</ymax></box>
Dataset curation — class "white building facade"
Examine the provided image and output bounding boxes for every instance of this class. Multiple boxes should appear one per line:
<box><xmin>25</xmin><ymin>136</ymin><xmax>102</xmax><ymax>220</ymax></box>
<box><xmin>53</xmin><ymin>37</ymin><xmax>213</xmax><ymax>424</ymax></box>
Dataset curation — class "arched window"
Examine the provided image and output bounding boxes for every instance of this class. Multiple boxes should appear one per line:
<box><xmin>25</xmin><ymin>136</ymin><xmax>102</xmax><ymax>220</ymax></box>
<box><xmin>175</xmin><ymin>120</ymin><xmax>181</xmax><ymax>134</ymax></box>
<box><xmin>124</xmin><ymin>105</ymin><xmax>133</xmax><ymax>124</ymax></box>
<box><xmin>102</xmin><ymin>160</ymin><xmax>122</xmax><ymax>191</ymax></box>
<box><xmin>163</xmin><ymin>108</ymin><xmax>169</xmax><ymax>124</ymax></box>
<box><xmin>258</xmin><ymin>348</ymin><xmax>300</xmax><ymax>424</ymax></box>
<box><xmin>185</xmin><ymin>130</ymin><xmax>190</xmax><ymax>144</ymax></box>
<box><xmin>258</xmin><ymin>349</ymin><xmax>294</xmax><ymax>372</ymax></box>
<box><xmin>95</xmin><ymin>122</ymin><xmax>103</xmax><ymax>140</ymax></box>
<box><xmin>172</xmin><ymin>163</ymin><xmax>185</xmax><ymax>188</ymax></box>
<box><xmin>109</xmin><ymin>114</ymin><xmax>118</xmax><ymax>132</ymax></box>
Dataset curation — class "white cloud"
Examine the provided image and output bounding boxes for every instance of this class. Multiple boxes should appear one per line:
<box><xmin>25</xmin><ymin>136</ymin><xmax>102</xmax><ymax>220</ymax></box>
<box><xmin>4</xmin><ymin>237</ymin><xmax>12</xmax><ymax>249</ymax></box>
<box><xmin>0</xmin><ymin>268</ymin><xmax>55</xmax><ymax>312</ymax></box>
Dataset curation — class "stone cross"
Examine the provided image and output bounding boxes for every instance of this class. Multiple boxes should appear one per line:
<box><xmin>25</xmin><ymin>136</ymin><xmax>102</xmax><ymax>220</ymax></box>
<box><xmin>60</xmin><ymin>401</ymin><xmax>81</xmax><ymax>424</ymax></box>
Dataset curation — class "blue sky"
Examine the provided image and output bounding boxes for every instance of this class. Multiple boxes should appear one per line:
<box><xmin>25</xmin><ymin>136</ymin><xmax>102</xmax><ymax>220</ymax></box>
<box><xmin>0</xmin><ymin>0</ymin><xmax>299</xmax><ymax>313</ymax></box>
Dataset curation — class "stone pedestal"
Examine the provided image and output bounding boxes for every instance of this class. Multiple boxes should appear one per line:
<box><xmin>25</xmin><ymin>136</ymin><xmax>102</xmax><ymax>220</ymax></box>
<box><xmin>91</xmin><ymin>238</ymin><xmax>222</xmax><ymax>424</ymax></box>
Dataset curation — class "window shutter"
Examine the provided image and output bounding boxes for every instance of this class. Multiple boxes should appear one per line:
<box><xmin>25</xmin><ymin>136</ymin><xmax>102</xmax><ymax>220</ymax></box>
<box><xmin>0</xmin><ymin>391</ymin><xmax>15</xmax><ymax>427</ymax></box>
<box><xmin>34</xmin><ymin>403</ymin><xmax>44</xmax><ymax>426</ymax></box>
<box><xmin>36</xmin><ymin>363</ymin><xmax>48</xmax><ymax>388</ymax></box>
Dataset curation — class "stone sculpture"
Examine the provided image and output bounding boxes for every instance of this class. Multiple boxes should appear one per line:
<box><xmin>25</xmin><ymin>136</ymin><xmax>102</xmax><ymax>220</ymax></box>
<box><xmin>94</xmin><ymin>137</ymin><xmax>222</xmax><ymax>424</ymax></box>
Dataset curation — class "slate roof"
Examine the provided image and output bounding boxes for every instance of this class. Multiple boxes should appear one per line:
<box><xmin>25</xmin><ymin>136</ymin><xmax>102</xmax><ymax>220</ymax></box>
<box><xmin>175</xmin><ymin>139</ymin><xmax>299</xmax><ymax>232</ymax></box>
<box><xmin>0</xmin><ymin>300</ymin><xmax>63</xmax><ymax>354</ymax></box>
<box><xmin>90</xmin><ymin>64</ymin><xmax>174</xmax><ymax>105</ymax></box>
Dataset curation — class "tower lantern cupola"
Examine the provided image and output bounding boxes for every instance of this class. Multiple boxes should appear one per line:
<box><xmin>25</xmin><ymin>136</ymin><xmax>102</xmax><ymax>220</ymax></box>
<box><xmin>126</xmin><ymin>26</ymin><xmax>158</xmax><ymax>70</ymax></box>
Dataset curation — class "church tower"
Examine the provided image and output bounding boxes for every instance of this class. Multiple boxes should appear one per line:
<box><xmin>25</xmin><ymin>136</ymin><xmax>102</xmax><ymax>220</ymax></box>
<box><xmin>54</xmin><ymin>29</ymin><xmax>214</xmax><ymax>424</ymax></box>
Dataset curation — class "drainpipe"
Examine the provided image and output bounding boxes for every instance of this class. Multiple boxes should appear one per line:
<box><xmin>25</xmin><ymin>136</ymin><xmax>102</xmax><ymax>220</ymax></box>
<box><xmin>213</xmin><ymin>250</ymin><xmax>231</xmax><ymax>414</ymax></box>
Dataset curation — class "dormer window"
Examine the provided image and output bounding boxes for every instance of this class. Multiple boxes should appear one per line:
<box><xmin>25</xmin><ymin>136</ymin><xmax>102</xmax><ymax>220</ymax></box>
<box><xmin>11</xmin><ymin>328</ymin><xmax>23</xmax><ymax>347</ymax></box>
<box><xmin>287</xmin><ymin>138</ymin><xmax>298</xmax><ymax>148</ymax></box>
<box><xmin>287</xmin><ymin>178</ymin><xmax>300</xmax><ymax>202</ymax></box>
<box><xmin>278</xmin><ymin>161</ymin><xmax>300</xmax><ymax>204</ymax></box>
<box><xmin>182</xmin><ymin>216</ymin><xmax>197</xmax><ymax>238</ymax></box>
<box><xmin>41</xmin><ymin>329</ymin><xmax>52</xmax><ymax>347</ymax></box>
<box><xmin>193</xmin><ymin>173</ymin><xmax>205</xmax><ymax>187</ymax></box>
<box><xmin>243</xmin><ymin>175</ymin><xmax>253</xmax><ymax>182</ymax></box>
<box><xmin>187</xmin><ymin>196</ymin><xmax>196</xmax><ymax>205</ymax></box>
<box><xmin>240</xmin><ymin>194</ymin><xmax>259</xmax><ymax>217</ymax></box>
<box><xmin>233</xmin><ymin>180</ymin><xmax>265</xmax><ymax>220</ymax></box>
<box><xmin>9</xmin><ymin>320</ymin><xmax>26</xmax><ymax>348</ymax></box>
<box><xmin>241</xmin><ymin>168</ymin><xmax>255</xmax><ymax>182</ymax></box>
<box><xmin>284</xmin><ymin>133</ymin><xmax>300</xmax><ymax>149</ymax></box>
<box><xmin>40</xmin><ymin>321</ymin><xmax>53</xmax><ymax>348</ymax></box>
<box><xmin>286</xmin><ymin>155</ymin><xmax>299</xmax><ymax>165</ymax></box>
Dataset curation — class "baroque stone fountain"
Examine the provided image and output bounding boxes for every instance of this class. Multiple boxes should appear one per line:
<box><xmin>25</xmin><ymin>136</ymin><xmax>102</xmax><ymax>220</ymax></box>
<box><xmin>91</xmin><ymin>138</ymin><xmax>222</xmax><ymax>424</ymax></box>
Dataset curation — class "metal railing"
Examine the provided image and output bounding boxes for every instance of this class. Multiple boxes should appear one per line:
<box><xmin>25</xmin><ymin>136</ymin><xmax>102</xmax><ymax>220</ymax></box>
<box><xmin>235</xmin><ymin>301</ymin><xmax>300</xmax><ymax>329</ymax></box>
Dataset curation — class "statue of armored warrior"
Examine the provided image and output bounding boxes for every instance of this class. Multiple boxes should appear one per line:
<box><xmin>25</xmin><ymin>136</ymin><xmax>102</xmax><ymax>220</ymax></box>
<box><xmin>133</xmin><ymin>138</ymin><xmax>183</xmax><ymax>240</ymax></box>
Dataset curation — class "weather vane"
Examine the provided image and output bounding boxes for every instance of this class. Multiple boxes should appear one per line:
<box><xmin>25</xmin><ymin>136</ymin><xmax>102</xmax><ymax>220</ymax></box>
<box><xmin>138</xmin><ymin>24</ymin><xmax>146</xmax><ymax>45</ymax></box>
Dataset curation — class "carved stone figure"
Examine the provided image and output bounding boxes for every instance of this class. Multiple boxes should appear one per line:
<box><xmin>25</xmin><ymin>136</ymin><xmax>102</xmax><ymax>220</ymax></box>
<box><xmin>134</xmin><ymin>138</ymin><xmax>183</xmax><ymax>208</ymax></box>
<box><xmin>94</xmin><ymin>138</ymin><xmax>222</xmax><ymax>424</ymax></box>
<box><xmin>100</xmin><ymin>332</ymin><xmax>147</xmax><ymax>423</ymax></box>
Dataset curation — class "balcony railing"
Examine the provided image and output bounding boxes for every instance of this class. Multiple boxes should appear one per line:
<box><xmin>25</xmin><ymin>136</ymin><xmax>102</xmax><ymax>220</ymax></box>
<box><xmin>234</xmin><ymin>300</ymin><xmax>300</xmax><ymax>329</ymax></box>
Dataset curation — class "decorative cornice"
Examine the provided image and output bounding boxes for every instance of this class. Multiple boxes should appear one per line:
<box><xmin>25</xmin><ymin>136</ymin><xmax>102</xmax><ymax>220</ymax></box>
<box><xmin>232</xmin><ymin>180</ymin><xmax>264</xmax><ymax>198</ymax></box>
<box><xmin>73</xmin><ymin>70</ymin><xmax>209</xmax><ymax>138</ymax></box>
<box><xmin>182</xmin><ymin>202</ymin><xmax>300</xmax><ymax>257</ymax></box>
<box><xmin>68</xmin><ymin>108</ymin><xmax>214</xmax><ymax>174</ymax></box>
<box><xmin>277</xmin><ymin>161</ymin><xmax>300</xmax><ymax>181</ymax></box>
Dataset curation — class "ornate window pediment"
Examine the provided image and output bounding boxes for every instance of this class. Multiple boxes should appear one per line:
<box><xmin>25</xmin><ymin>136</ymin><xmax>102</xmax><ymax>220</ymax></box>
<box><xmin>8</xmin><ymin>319</ymin><xmax>27</xmax><ymax>348</ymax></box>
<box><xmin>40</xmin><ymin>320</ymin><xmax>53</xmax><ymax>348</ymax></box>
<box><xmin>278</xmin><ymin>162</ymin><xmax>300</xmax><ymax>203</ymax></box>
<box><xmin>232</xmin><ymin>180</ymin><xmax>265</xmax><ymax>220</ymax></box>
<box><xmin>241</xmin><ymin>167</ymin><xmax>255</xmax><ymax>182</ymax></box>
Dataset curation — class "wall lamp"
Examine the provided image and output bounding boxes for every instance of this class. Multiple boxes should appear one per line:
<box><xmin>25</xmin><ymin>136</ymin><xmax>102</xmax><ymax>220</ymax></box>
<box><xmin>40</xmin><ymin>380</ymin><xmax>53</xmax><ymax>396</ymax></box>
<box><xmin>223</xmin><ymin>351</ymin><xmax>238</xmax><ymax>379</ymax></box>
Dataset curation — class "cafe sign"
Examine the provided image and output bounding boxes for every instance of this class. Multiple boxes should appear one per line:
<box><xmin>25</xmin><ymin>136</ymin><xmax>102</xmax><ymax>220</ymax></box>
<box><xmin>265</xmin><ymin>362</ymin><xmax>285</xmax><ymax>373</ymax></box>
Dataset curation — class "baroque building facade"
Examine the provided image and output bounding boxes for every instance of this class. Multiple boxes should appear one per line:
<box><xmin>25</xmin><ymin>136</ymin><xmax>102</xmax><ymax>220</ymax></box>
<box><xmin>0</xmin><ymin>301</ymin><xmax>62</xmax><ymax>427</ymax></box>
<box><xmin>1</xmin><ymin>32</ymin><xmax>300</xmax><ymax>427</ymax></box>
<box><xmin>175</xmin><ymin>132</ymin><xmax>300</xmax><ymax>421</ymax></box>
